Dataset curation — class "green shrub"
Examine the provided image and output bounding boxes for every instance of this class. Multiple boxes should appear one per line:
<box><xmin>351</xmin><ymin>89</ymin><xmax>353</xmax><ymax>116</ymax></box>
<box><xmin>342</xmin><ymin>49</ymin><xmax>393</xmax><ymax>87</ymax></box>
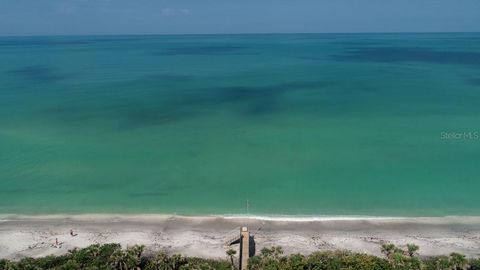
<box><xmin>69</xmin><ymin>243</ymin><xmax>121</xmax><ymax>268</ymax></box>
<box><xmin>1</xmin><ymin>243</ymin><xmax>479</xmax><ymax>270</ymax></box>
<box><xmin>470</xmin><ymin>258</ymin><xmax>480</xmax><ymax>270</ymax></box>
<box><xmin>0</xmin><ymin>259</ymin><xmax>9</xmax><ymax>270</ymax></box>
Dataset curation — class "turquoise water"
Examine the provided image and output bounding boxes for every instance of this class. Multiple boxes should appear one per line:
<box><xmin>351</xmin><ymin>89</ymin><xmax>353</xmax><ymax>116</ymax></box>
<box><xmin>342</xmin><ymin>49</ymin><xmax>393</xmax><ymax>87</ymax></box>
<box><xmin>1</xmin><ymin>33</ymin><xmax>480</xmax><ymax>216</ymax></box>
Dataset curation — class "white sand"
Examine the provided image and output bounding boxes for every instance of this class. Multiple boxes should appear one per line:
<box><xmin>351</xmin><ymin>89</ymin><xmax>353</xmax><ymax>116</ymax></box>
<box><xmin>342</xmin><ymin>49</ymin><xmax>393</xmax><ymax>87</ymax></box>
<box><xmin>0</xmin><ymin>214</ymin><xmax>479</xmax><ymax>260</ymax></box>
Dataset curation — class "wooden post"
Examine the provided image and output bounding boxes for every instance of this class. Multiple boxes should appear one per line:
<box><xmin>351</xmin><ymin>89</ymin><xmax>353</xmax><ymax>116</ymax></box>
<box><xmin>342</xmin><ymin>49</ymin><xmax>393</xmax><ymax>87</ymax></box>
<box><xmin>239</xmin><ymin>226</ymin><xmax>250</xmax><ymax>270</ymax></box>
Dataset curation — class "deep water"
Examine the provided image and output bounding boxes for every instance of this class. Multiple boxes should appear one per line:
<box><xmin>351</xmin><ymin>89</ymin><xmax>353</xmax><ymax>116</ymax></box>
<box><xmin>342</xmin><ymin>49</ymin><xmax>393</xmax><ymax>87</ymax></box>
<box><xmin>1</xmin><ymin>33</ymin><xmax>480</xmax><ymax>216</ymax></box>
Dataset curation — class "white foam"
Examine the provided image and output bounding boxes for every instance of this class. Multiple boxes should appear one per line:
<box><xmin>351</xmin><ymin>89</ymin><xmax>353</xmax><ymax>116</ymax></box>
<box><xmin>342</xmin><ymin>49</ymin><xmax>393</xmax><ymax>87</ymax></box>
<box><xmin>218</xmin><ymin>214</ymin><xmax>404</xmax><ymax>222</ymax></box>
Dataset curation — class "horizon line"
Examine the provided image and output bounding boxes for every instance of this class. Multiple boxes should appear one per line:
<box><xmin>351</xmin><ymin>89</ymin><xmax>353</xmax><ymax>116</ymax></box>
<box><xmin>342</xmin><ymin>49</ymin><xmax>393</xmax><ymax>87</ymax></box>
<box><xmin>1</xmin><ymin>31</ymin><xmax>479</xmax><ymax>38</ymax></box>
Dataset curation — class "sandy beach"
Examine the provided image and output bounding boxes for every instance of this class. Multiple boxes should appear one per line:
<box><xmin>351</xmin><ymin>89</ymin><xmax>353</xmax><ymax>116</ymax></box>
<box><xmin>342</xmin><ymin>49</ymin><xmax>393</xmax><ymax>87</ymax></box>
<box><xmin>0</xmin><ymin>215</ymin><xmax>479</xmax><ymax>261</ymax></box>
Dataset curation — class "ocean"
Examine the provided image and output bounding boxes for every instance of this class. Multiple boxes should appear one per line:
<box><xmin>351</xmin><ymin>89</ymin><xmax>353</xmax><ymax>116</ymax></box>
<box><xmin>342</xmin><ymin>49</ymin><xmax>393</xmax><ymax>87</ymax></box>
<box><xmin>0</xmin><ymin>33</ymin><xmax>479</xmax><ymax>216</ymax></box>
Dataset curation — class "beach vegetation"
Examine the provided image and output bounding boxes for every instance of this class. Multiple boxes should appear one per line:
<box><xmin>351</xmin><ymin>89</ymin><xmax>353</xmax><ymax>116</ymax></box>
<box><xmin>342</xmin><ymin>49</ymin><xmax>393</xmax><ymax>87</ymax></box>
<box><xmin>380</xmin><ymin>243</ymin><xmax>421</xmax><ymax>270</ymax></box>
<box><xmin>226</xmin><ymin>248</ymin><xmax>237</xmax><ymax>269</ymax></box>
<box><xmin>469</xmin><ymin>258</ymin><xmax>480</xmax><ymax>270</ymax></box>
<box><xmin>249</xmin><ymin>247</ymin><xmax>392</xmax><ymax>270</ymax></box>
<box><xmin>1</xmin><ymin>244</ymin><xmax>480</xmax><ymax>270</ymax></box>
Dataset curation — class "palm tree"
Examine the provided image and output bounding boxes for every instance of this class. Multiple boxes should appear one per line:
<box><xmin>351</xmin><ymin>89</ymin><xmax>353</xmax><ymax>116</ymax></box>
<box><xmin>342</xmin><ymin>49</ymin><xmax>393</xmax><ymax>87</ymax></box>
<box><xmin>226</xmin><ymin>248</ymin><xmax>237</xmax><ymax>269</ymax></box>
<box><xmin>109</xmin><ymin>245</ymin><xmax>144</xmax><ymax>270</ymax></box>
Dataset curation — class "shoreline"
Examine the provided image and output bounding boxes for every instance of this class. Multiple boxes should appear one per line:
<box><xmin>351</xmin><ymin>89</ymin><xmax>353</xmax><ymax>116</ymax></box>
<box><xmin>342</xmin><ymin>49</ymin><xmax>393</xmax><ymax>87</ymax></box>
<box><xmin>1</xmin><ymin>214</ymin><xmax>480</xmax><ymax>260</ymax></box>
<box><xmin>2</xmin><ymin>213</ymin><xmax>480</xmax><ymax>225</ymax></box>
<box><xmin>3</xmin><ymin>213</ymin><xmax>480</xmax><ymax>220</ymax></box>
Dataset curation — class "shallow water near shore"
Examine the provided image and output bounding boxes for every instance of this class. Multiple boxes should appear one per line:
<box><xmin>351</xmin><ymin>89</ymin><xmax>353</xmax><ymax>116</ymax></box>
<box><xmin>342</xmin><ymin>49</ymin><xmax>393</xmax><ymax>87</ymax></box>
<box><xmin>1</xmin><ymin>33</ymin><xmax>480</xmax><ymax>216</ymax></box>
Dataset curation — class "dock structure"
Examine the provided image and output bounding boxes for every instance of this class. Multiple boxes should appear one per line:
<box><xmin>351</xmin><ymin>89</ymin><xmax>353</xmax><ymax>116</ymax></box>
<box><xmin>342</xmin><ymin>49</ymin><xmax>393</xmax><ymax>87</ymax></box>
<box><xmin>239</xmin><ymin>227</ymin><xmax>250</xmax><ymax>270</ymax></box>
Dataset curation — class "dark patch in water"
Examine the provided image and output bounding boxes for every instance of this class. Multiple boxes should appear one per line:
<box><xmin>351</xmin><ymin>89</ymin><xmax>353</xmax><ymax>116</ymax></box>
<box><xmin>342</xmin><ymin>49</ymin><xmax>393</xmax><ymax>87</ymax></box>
<box><xmin>144</xmin><ymin>74</ymin><xmax>195</xmax><ymax>82</ymax></box>
<box><xmin>193</xmin><ymin>80</ymin><xmax>334</xmax><ymax>116</ymax></box>
<box><xmin>333</xmin><ymin>46</ymin><xmax>480</xmax><ymax>66</ymax></box>
<box><xmin>215</xmin><ymin>81</ymin><xmax>332</xmax><ymax>102</ymax></box>
<box><xmin>40</xmin><ymin>79</ymin><xmax>334</xmax><ymax>130</ymax></box>
<box><xmin>427</xmin><ymin>36</ymin><xmax>480</xmax><ymax>42</ymax></box>
<box><xmin>244</xmin><ymin>100</ymin><xmax>278</xmax><ymax>116</ymax></box>
<box><xmin>118</xmin><ymin>80</ymin><xmax>333</xmax><ymax>129</ymax></box>
<box><xmin>297</xmin><ymin>56</ymin><xmax>320</xmax><ymax>61</ymax></box>
<box><xmin>7</xmin><ymin>65</ymin><xmax>71</xmax><ymax>83</ymax></box>
<box><xmin>216</xmin><ymin>86</ymin><xmax>273</xmax><ymax>102</ymax></box>
<box><xmin>170</xmin><ymin>81</ymin><xmax>328</xmax><ymax>107</ymax></box>
<box><xmin>467</xmin><ymin>78</ymin><xmax>480</xmax><ymax>86</ymax></box>
<box><xmin>332</xmin><ymin>40</ymin><xmax>387</xmax><ymax>46</ymax></box>
<box><xmin>294</xmin><ymin>35</ymin><xmax>340</xmax><ymax>40</ymax></box>
<box><xmin>154</xmin><ymin>46</ymin><xmax>249</xmax><ymax>56</ymax></box>
<box><xmin>0</xmin><ymin>39</ymin><xmax>91</xmax><ymax>46</ymax></box>
<box><xmin>0</xmin><ymin>37</ymin><xmax>153</xmax><ymax>47</ymax></box>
